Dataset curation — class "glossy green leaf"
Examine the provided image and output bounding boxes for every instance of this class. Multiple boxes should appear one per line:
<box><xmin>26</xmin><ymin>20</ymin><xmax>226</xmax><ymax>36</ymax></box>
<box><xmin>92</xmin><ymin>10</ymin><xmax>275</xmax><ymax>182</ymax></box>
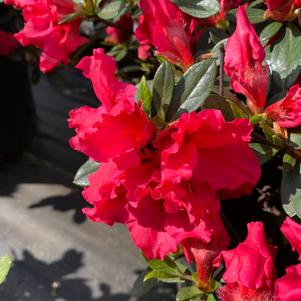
<box><xmin>260</xmin><ymin>22</ymin><xmax>282</xmax><ymax>45</ymax></box>
<box><xmin>144</xmin><ymin>270</ymin><xmax>183</xmax><ymax>283</ymax></box>
<box><xmin>73</xmin><ymin>159</ymin><xmax>100</xmax><ymax>187</ymax></box>
<box><xmin>138</xmin><ymin>76</ymin><xmax>152</xmax><ymax>115</ymax></box>
<box><xmin>59</xmin><ymin>11</ymin><xmax>83</xmax><ymax>24</ymax></box>
<box><xmin>97</xmin><ymin>0</ymin><xmax>125</xmax><ymax>19</ymax></box>
<box><xmin>176</xmin><ymin>286</ymin><xmax>204</xmax><ymax>301</ymax></box>
<box><xmin>172</xmin><ymin>0</ymin><xmax>220</xmax><ymax>18</ymax></box>
<box><xmin>0</xmin><ymin>256</ymin><xmax>12</xmax><ymax>285</ymax></box>
<box><xmin>268</xmin><ymin>25</ymin><xmax>301</xmax><ymax>89</ymax></box>
<box><xmin>130</xmin><ymin>271</ymin><xmax>157</xmax><ymax>297</ymax></box>
<box><xmin>249</xmin><ymin>0</ymin><xmax>264</xmax><ymax>7</ymax></box>
<box><xmin>250</xmin><ymin>143</ymin><xmax>278</xmax><ymax>165</ymax></box>
<box><xmin>229</xmin><ymin>8</ymin><xmax>265</xmax><ymax>24</ymax></box>
<box><xmin>152</xmin><ymin>62</ymin><xmax>174</xmax><ymax>119</ymax></box>
<box><xmin>227</xmin><ymin>100</ymin><xmax>249</xmax><ymax>119</ymax></box>
<box><xmin>167</xmin><ymin>60</ymin><xmax>217</xmax><ymax>120</ymax></box>
<box><xmin>281</xmin><ymin>155</ymin><xmax>301</xmax><ymax>219</ymax></box>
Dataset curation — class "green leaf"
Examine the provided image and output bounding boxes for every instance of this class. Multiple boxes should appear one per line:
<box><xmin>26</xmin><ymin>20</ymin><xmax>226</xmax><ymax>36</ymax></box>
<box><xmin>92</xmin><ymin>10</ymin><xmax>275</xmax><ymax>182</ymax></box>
<box><xmin>138</xmin><ymin>76</ymin><xmax>152</xmax><ymax>115</ymax></box>
<box><xmin>260</xmin><ymin>22</ymin><xmax>282</xmax><ymax>45</ymax></box>
<box><xmin>245</xmin><ymin>8</ymin><xmax>265</xmax><ymax>24</ymax></box>
<box><xmin>144</xmin><ymin>270</ymin><xmax>184</xmax><ymax>283</ymax></box>
<box><xmin>250</xmin><ymin>143</ymin><xmax>278</xmax><ymax>165</ymax></box>
<box><xmin>59</xmin><ymin>11</ymin><xmax>83</xmax><ymax>24</ymax></box>
<box><xmin>227</xmin><ymin>100</ymin><xmax>249</xmax><ymax>119</ymax></box>
<box><xmin>207</xmin><ymin>294</ymin><xmax>217</xmax><ymax>301</ymax></box>
<box><xmin>290</xmin><ymin>132</ymin><xmax>301</xmax><ymax>149</ymax></box>
<box><xmin>172</xmin><ymin>0</ymin><xmax>220</xmax><ymax>18</ymax></box>
<box><xmin>281</xmin><ymin>155</ymin><xmax>301</xmax><ymax>219</ymax></box>
<box><xmin>176</xmin><ymin>286</ymin><xmax>204</xmax><ymax>301</ymax></box>
<box><xmin>229</xmin><ymin>8</ymin><xmax>265</xmax><ymax>24</ymax></box>
<box><xmin>130</xmin><ymin>271</ymin><xmax>157</xmax><ymax>297</ymax></box>
<box><xmin>73</xmin><ymin>159</ymin><xmax>100</xmax><ymax>187</ymax></box>
<box><xmin>167</xmin><ymin>60</ymin><xmax>217</xmax><ymax>120</ymax></box>
<box><xmin>152</xmin><ymin>62</ymin><xmax>175</xmax><ymax>120</ymax></box>
<box><xmin>108</xmin><ymin>44</ymin><xmax>128</xmax><ymax>62</ymax></box>
<box><xmin>202</xmin><ymin>95</ymin><xmax>234</xmax><ymax>121</ymax></box>
<box><xmin>0</xmin><ymin>256</ymin><xmax>12</xmax><ymax>285</ymax></box>
<box><xmin>97</xmin><ymin>0</ymin><xmax>125</xmax><ymax>20</ymax></box>
<box><xmin>267</xmin><ymin>25</ymin><xmax>301</xmax><ymax>89</ymax></box>
<box><xmin>249</xmin><ymin>0</ymin><xmax>264</xmax><ymax>7</ymax></box>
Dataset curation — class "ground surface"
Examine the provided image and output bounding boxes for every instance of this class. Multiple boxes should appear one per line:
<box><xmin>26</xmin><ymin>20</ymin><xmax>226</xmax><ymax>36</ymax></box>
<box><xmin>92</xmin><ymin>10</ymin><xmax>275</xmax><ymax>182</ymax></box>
<box><xmin>0</xmin><ymin>72</ymin><xmax>175</xmax><ymax>301</ymax></box>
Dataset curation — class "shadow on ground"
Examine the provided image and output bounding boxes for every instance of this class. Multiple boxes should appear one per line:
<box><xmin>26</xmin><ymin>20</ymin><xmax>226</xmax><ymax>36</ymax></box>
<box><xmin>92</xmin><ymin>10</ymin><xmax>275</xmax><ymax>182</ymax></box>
<box><xmin>1</xmin><ymin>249</ymin><xmax>175</xmax><ymax>301</ymax></box>
<box><xmin>29</xmin><ymin>190</ymin><xmax>87</xmax><ymax>224</ymax></box>
<box><xmin>0</xmin><ymin>155</ymin><xmax>88</xmax><ymax>224</ymax></box>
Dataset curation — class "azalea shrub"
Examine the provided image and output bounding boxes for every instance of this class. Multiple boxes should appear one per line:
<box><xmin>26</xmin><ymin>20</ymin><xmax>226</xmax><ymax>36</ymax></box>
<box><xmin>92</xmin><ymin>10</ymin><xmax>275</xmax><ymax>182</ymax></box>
<box><xmin>2</xmin><ymin>0</ymin><xmax>301</xmax><ymax>300</ymax></box>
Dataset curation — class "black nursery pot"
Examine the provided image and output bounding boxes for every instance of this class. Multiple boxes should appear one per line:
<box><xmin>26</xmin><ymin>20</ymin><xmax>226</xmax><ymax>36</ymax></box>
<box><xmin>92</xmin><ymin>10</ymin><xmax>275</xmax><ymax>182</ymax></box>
<box><xmin>0</xmin><ymin>57</ymin><xmax>36</xmax><ymax>163</ymax></box>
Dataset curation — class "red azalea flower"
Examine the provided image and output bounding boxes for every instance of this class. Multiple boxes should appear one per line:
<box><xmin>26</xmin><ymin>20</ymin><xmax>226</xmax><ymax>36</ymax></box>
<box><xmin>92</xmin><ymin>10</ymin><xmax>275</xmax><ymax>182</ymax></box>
<box><xmin>155</xmin><ymin>110</ymin><xmax>261</xmax><ymax>199</ymax></box>
<box><xmin>82</xmin><ymin>157</ymin><xmax>219</xmax><ymax>259</ymax></box>
<box><xmin>224</xmin><ymin>5</ymin><xmax>269</xmax><ymax>113</ymax></box>
<box><xmin>264</xmin><ymin>0</ymin><xmax>297</xmax><ymax>21</ymax></box>
<box><xmin>70</xmin><ymin>49</ymin><xmax>156</xmax><ymax>168</ymax></box>
<box><xmin>275</xmin><ymin>263</ymin><xmax>301</xmax><ymax>301</ymax></box>
<box><xmin>76</xmin><ymin>48</ymin><xmax>137</xmax><ymax>111</ymax></box>
<box><xmin>7</xmin><ymin>0</ymin><xmax>87</xmax><ymax>72</ymax></box>
<box><xmin>135</xmin><ymin>0</ymin><xmax>201</xmax><ymax>70</ymax></box>
<box><xmin>0</xmin><ymin>30</ymin><xmax>19</xmax><ymax>56</ymax></box>
<box><xmin>280</xmin><ymin>217</ymin><xmax>301</xmax><ymax>260</ymax></box>
<box><xmin>219</xmin><ymin>222</ymin><xmax>277</xmax><ymax>301</ymax></box>
<box><xmin>105</xmin><ymin>14</ymin><xmax>133</xmax><ymax>44</ymax></box>
<box><xmin>182</xmin><ymin>203</ymin><xmax>229</xmax><ymax>291</ymax></box>
<box><xmin>265</xmin><ymin>84</ymin><xmax>301</xmax><ymax>129</ymax></box>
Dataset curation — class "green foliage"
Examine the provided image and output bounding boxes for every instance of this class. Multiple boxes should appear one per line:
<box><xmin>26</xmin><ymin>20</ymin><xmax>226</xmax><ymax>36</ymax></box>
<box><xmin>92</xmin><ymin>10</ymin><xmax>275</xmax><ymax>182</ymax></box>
<box><xmin>172</xmin><ymin>0</ymin><xmax>220</xmax><ymax>18</ymax></box>
<box><xmin>73</xmin><ymin>159</ymin><xmax>100</xmax><ymax>187</ymax></box>
<box><xmin>144</xmin><ymin>257</ymin><xmax>189</xmax><ymax>283</ymax></box>
<box><xmin>250</xmin><ymin>143</ymin><xmax>278</xmax><ymax>165</ymax></box>
<box><xmin>176</xmin><ymin>286</ymin><xmax>204</xmax><ymax>301</ymax></box>
<box><xmin>0</xmin><ymin>256</ymin><xmax>12</xmax><ymax>285</ymax></box>
<box><xmin>281</xmin><ymin>154</ymin><xmax>301</xmax><ymax>218</ymax></box>
<box><xmin>97</xmin><ymin>0</ymin><xmax>125</xmax><ymax>20</ymax></box>
<box><xmin>229</xmin><ymin>8</ymin><xmax>265</xmax><ymax>24</ymax></box>
<box><xmin>166</xmin><ymin>59</ymin><xmax>217</xmax><ymax>121</ymax></box>
<box><xmin>130</xmin><ymin>270</ymin><xmax>158</xmax><ymax>297</ymax></box>
<box><xmin>260</xmin><ymin>22</ymin><xmax>283</xmax><ymax>45</ymax></box>
<box><xmin>138</xmin><ymin>76</ymin><xmax>152</xmax><ymax>115</ymax></box>
<box><xmin>267</xmin><ymin>25</ymin><xmax>301</xmax><ymax>89</ymax></box>
<box><xmin>152</xmin><ymin>62</ymin><xmax>175</xmax><ymax>120</ymax></box>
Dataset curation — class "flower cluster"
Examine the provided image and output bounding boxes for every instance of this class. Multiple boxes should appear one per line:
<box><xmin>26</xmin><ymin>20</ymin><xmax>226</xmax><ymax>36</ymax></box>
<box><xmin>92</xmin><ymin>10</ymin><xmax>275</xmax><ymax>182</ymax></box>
<box><xmin>3</xmin><ymin>0</ymin><xmax>301</xmax><ymax>298</ymax></box>
<box><xmin>219</xmin><ymin>218</ymin><xmax>301</xmax><ymax>300</ymax></box>
<box><xmin>69</xmin><ymin>49</ymin><xmax>261</xmax><ymax>278</ymax></box>
<box><xmin>225</xmin><ymin>5</ymin><xmax>301</xmax><ymax>130</ymax></box>
<box><xmin>5</xmin><ymin>0</ymin><xmax>87</xmax><ymax>72</ymax></box>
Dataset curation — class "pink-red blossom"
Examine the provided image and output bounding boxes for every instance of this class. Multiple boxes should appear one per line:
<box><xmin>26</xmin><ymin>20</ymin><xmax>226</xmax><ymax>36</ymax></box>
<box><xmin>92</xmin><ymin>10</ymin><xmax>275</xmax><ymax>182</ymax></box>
<box><xmin>225</xmin><ymin>5</ymin><xmax>269</xmax><ymax>113</ymax></box>
<box><xmin>265</xmin><ymin>84</ymin><xmax>301</xmax><ymax>128</ymax></box>
<box><xmin>69</xmin><ymin>49</ymin><xmax>261</xmax><ymax>261</ymax></box>
<box><xmin>135</xmin><ymin>0</ymin><xmax>202</xmax><ymax>70</ymax></box>
<box><xmin>275</xmin><ymin>264</ymin><xmax>301</xmax><ymax>301</ymax></box>
<box><xmin>264</xmin><ymin>0</ymin><xmax>300</xmax><ymax>21</ymax></box>
<box><xmin>6</xmin><ymin>0</ymin><xmax>87</xmax><ymax>72</ymax></box>
<box><xmin>70</xmin><ymin>48</ymin><xmax>156</xmax><ymax>169</ymax></box>
<box><xmin>155</xmin><ymin>110</ymin><xmax>261</xmax><ymax>199</ymax></box>
<box><xmin>219</xmin><ymin>222</ymin><xmax>277</xmax><ymax>301</ymax></box>
<box><xmin>0</xmin><ymin>30</ymin><xmax>18</xmax><ymax>56</ymax></box>
<box><xmin>105</xmin><ymin>14</ymin><xmax>133</xmax><ymax>44</ymax></box>
<box><xmin>280</xmin><ymin>217</ymin><xmax>301</xmax><ymax>260</ymax></box>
